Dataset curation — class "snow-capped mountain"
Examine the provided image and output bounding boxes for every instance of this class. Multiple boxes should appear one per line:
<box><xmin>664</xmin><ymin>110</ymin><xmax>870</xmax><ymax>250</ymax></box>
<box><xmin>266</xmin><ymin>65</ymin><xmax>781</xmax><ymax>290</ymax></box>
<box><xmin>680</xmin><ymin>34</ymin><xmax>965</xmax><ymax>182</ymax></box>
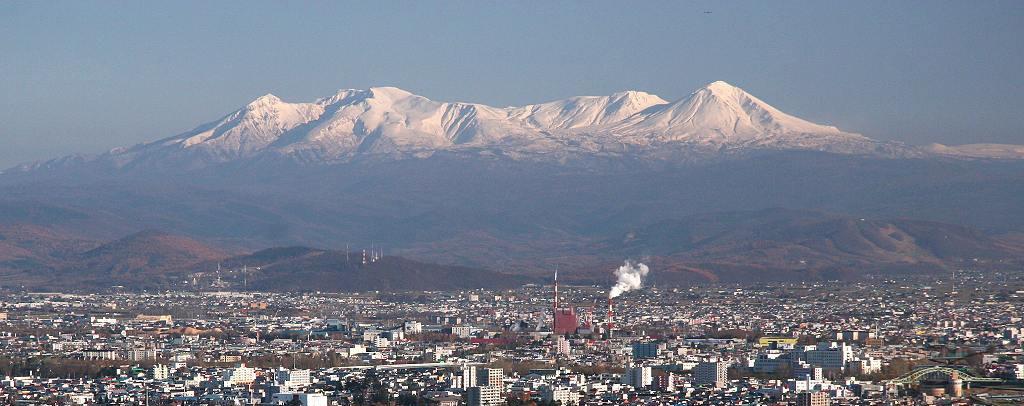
<box><xmin>14</xmin><ymin>81</ymin><xmax>953</xmax><ymax>171</ymax></box>
<box><xmin>133</xmin><ymin>85</ymin><xmax>678</xmax><ymax>165</ymax></box>
<box><xmin>606</xmin><ymin>81</ymin><xmax>878</xmax><ymax>153</ymax></box>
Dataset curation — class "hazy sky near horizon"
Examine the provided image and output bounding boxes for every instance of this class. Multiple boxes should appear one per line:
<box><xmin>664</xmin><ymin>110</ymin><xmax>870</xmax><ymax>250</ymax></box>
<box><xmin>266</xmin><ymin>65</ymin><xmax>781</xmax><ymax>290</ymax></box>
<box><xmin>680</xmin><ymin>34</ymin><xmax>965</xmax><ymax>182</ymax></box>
<box><xmin>1</xmin><ymin>1</ymin><xmax>1022</xmax><ymax>167</ymax></box>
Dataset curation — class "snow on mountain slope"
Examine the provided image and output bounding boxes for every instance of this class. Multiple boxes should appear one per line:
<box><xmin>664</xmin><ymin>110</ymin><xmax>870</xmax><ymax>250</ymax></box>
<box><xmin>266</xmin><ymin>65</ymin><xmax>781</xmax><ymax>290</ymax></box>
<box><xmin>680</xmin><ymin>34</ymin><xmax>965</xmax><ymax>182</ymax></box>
<box><xmin>275</xmin><ymin>87</ymin><xmax>533</xmax><ymax>160</ymax></box>
<box><xmin>159</xmin><ymin>80</ymin><xmax>879</xmax><ymax>161</ymax></box>
<box><xmin>18</xmin><ymin>80</ymin><xmax>982</xmax><ymax>172</ymax></box>
<box><xmin>507</xmin><ymin>90</ymin><xmax>668</xmax><ymax>130</ymax></box>
<box><xmin>607</xmin><ymin>81</ymin><xmax>872</xmax><ymax>150</ymax></box>
<box><xmin>121</xmin><ymin>86</ymin><xmax>678</xmax><ymax>163</ymax></box>
<box><xmin>165</xmin><ymin>94</ymin><xmax>323</xmax><ymax>158</ymax></box>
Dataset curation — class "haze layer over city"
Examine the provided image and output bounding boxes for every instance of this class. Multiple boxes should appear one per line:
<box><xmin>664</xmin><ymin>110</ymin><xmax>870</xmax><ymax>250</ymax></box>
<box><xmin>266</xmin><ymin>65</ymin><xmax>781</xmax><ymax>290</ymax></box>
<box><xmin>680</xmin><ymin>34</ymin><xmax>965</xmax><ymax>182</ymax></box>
<box><xmin>1</xmin><ymin>2</ymin><xmax>1023</xmax><ymax>405</ymax></box>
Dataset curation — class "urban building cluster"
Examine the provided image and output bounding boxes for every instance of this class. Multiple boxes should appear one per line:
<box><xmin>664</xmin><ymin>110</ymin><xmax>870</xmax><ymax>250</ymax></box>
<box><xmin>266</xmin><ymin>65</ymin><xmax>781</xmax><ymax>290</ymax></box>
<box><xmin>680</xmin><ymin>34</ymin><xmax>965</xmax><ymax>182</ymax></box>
<box><xmin>0</xmin><ymin>268</ymin><xmax>1023</xmax><ymax>405</ymax></box>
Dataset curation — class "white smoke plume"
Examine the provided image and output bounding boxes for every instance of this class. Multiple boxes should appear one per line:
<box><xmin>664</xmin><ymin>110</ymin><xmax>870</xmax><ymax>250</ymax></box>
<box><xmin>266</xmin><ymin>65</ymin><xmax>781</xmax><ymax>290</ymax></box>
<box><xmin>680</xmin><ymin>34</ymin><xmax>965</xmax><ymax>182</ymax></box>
<box><xmin>609</xmin><ymin>260</ymin><xmax>649</xmax><ymax>298</ymax></box>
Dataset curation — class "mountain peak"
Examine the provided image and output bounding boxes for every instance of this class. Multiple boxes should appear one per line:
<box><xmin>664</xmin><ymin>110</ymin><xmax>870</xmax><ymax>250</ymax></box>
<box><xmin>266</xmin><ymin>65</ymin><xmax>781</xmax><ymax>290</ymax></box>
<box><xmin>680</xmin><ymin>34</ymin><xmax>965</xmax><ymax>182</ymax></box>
<box><xmin>608</xmin><ymin>80</ymin><xmax>855</xmax><ymax>145</ymax></box>
<box><xmin>702</xmin><ymin>80</ymin><xmax>739</xmax><ymax>91</ymax></box>
<box><xmin>608</xmin><ymin>90</ymin><xmax>669</xmax><ymax>106</ymax></box>
<box><xmin>248</xmin><ymin>93</ymin><xmax>283</xmax><ymax>106</ymax></box>
<box><xmin>367</xmin><ymin>86</ymin><xmax>416</xmax><ymax>100</ymax></box>
<box><xmin>694</xmin><ymin>80</ymin><xmax>749</xmax><ymax>102</ymax></box>
<box><xmin>610</xmin><ymin>89</ymin><xmax>659</xmax><ymax>98</ymax></box>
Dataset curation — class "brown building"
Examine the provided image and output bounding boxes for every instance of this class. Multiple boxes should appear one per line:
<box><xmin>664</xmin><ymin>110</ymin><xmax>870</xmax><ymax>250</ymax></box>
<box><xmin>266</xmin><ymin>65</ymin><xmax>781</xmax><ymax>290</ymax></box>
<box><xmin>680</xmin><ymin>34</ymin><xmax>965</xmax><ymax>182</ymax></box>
<box><xmin>797</xmin><ymin>391</ymin><xmax>830</xmax><ymax>406</ymax></box>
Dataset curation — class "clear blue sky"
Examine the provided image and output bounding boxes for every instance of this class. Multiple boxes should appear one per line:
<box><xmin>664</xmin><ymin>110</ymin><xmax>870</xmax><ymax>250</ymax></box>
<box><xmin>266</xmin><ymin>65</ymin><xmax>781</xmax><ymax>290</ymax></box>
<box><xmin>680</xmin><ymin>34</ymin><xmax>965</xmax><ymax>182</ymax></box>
<box><xmin>2</xmin><ymin>1</ymin><xmax>1022</xmax><ymax>167</ymax></box>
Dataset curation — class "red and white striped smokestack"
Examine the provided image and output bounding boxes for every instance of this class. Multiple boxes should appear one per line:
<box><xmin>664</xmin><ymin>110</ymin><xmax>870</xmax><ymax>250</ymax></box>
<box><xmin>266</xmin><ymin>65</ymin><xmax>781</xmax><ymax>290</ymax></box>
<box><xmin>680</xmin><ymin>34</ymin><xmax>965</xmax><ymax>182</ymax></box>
<box><xmin>553</xmin><ymin>268</ymin><xmax>559</xmax><ymax>310</ymax></box>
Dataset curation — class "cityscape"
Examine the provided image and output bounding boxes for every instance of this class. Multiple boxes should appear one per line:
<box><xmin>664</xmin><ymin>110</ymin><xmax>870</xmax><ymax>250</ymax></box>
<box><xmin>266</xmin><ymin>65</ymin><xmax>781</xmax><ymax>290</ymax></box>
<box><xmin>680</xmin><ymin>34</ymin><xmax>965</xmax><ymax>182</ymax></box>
<box><xmin>3</xmin><ymin>2</ymin><xmax>1024</xmax><ymax>405</ymax></box>
<box><xmin>1</xmin><ymin>266</ymin><xmax>1023</xmax><ymax>405</ymax></box>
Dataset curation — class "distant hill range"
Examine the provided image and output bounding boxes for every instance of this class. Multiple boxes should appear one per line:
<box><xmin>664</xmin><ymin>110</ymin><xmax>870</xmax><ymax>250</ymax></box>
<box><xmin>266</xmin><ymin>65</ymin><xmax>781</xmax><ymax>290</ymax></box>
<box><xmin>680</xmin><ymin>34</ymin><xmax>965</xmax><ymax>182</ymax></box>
<box><xmin>0</xmin><ymin>208</ymin><xmax>1020</xmax><ymax>291</ymax></box>
<box><xmin>0</xmin><ymin>229</ymin><xmax>530</xmax><ymax>291</ymax></box>
<box><xmin>594</xmin><ymin>209</ymin><xmax>1024</xmax><ymax>283</ymax></box>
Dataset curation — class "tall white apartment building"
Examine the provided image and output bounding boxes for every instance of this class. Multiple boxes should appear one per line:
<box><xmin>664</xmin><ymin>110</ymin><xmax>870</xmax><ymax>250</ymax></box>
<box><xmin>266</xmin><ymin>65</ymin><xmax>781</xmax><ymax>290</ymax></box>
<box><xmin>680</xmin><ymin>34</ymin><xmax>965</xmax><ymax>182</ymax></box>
<box><xmin>222</xmin><ymin>363</ymin><xmax>256</xmax><ymax>385</ymax></box>
<box><xmin>467</xmin><ymin>386</ymin><xmax>502</xmax><ymax>406</ymax></box>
